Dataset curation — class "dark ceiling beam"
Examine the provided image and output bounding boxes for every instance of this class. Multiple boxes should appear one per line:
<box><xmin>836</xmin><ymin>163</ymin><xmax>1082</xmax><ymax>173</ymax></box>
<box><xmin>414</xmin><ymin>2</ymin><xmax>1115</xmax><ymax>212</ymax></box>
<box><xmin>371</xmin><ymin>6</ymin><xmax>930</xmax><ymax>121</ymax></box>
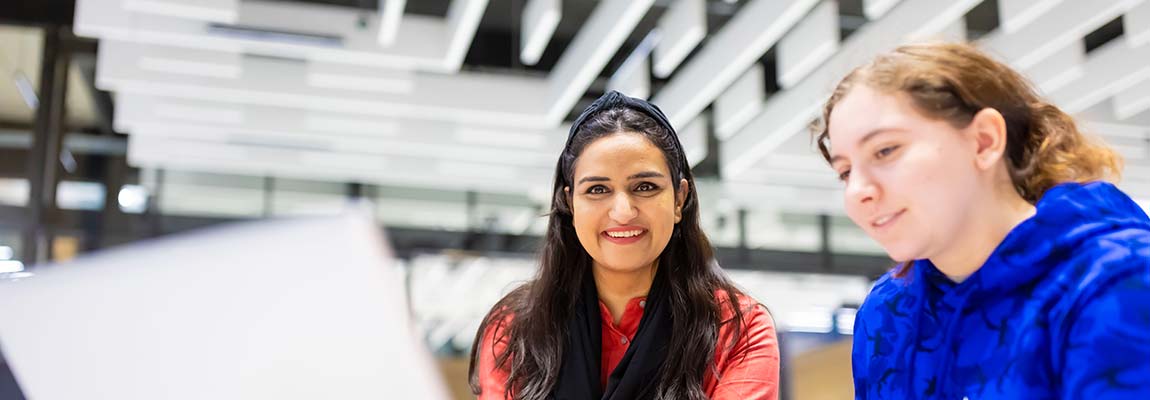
<box><xmin>0</xmin><ymin>0</ymin><xmax>76</xmax><ymax>27</ymax></box>
<box><xmin>23</xmin><ymin>26</ymin><xmax>72</xmax><ymax>264</ymax></box>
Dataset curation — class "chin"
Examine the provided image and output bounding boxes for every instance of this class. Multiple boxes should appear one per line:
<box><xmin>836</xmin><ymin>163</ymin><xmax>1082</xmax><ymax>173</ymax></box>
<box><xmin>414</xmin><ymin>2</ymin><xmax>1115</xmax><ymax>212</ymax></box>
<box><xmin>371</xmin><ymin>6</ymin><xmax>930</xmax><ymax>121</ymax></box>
<box><xmin>595</xmin><ymin>256</ymin><xmax>655</xmax><ymax>273</ymax></box>
<box><xmin>879</xmin><ymin>242</ymin><xmax>925</xmax><ymax>264</ymax></box>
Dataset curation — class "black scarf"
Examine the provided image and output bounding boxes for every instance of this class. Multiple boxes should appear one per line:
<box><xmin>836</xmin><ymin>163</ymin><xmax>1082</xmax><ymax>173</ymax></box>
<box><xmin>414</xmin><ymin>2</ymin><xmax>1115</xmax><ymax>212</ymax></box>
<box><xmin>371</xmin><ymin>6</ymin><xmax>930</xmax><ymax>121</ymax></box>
<box><xmin>551</xmin><ymin>91</ymin><xmax>681</xmax><ymax>400</ymax></box>
<box><xmin>551</xmin><ymin>266</ymin><xmax>673</xmax><ymax>400</ymax></box>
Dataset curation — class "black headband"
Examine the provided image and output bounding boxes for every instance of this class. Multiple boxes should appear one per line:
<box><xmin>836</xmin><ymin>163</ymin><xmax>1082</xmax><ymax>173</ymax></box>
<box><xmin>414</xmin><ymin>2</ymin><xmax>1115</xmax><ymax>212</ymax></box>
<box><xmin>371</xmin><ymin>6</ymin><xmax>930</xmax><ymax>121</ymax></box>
<box><xmin>564</xmin><ymin>91</ymin><xmax>689</xmax><ymax>182</ymax></box>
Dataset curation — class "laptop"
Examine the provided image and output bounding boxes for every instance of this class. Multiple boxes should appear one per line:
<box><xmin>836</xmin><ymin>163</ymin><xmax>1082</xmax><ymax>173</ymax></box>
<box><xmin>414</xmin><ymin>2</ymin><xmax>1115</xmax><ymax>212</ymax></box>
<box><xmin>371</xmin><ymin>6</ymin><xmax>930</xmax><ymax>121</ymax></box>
<box><xmin>0</xmin><ymin>211</ymin><xmax>449</xmax><ymax>400</ymax></box>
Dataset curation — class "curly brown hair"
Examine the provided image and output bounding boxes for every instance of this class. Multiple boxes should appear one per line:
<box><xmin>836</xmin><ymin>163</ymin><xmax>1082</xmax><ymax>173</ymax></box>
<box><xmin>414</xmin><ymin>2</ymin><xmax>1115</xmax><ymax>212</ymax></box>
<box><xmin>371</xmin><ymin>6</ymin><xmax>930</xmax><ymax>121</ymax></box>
<box><xmin>812</xmin><ymin>42</ymin><xmax>1122</xmax><ymax>204</ymax></box>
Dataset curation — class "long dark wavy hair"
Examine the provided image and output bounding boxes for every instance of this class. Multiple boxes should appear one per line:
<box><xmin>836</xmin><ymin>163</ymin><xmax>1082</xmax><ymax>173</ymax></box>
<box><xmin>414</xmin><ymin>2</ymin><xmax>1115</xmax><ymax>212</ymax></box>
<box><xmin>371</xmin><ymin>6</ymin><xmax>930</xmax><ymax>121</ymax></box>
<box><xmin>467</xmin><ymin>104</ymin><xmax>750</xmax><ymax>400</ymax></box>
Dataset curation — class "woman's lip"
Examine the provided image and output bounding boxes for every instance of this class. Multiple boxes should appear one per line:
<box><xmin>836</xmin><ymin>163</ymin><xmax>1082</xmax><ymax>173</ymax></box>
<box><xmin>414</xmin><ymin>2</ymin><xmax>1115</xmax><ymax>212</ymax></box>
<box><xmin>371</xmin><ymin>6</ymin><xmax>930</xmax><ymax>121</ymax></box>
<box><xmin>601</xmin><ymin>228</ymin><xmax>647</xmax><ymax>245</ymax></box>
<box><xmin>871</xmin><ymin>209</ymin><xmax>906</xmax><ymax>228</ymax></box>
<box><xmin>603</xmin><ymin>226</ymin><xmax>645</xmax><ymax>233</ymax></box>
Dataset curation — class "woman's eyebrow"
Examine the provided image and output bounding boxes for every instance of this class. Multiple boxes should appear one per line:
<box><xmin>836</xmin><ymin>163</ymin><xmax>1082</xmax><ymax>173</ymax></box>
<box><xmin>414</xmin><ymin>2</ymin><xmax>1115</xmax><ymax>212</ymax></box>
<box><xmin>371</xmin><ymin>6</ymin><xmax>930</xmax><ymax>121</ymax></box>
<box><xmin>577</xmin><ymin>171</ymin><xmax>665</xmax><ymax>185</ymax></box>
<box><xmin>628</xmin><ymin>171</ymin><xmax>665</xmax><ymax>180</ymax></box>
<box><xmin>577</xmin><ymin>176</ymin><xmax>610</xmax><ymax>185</ymax></box>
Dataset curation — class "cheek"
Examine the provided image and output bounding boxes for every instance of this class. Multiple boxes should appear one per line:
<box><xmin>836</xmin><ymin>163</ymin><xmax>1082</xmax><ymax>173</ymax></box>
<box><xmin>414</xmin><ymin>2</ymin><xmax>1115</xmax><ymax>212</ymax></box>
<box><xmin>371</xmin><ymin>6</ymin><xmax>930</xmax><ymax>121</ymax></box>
<box><xmin>645</xmin><ymin>197</ymin><xmax>678</xmax><ymax>237</ymax></box>
<box><xmin>844</xmin><ymin>201</ymin><xmax>868</xmax><ymax>228</ymax></box>
<box><xmin>571</xmin><ymin>201</ymin><xmax>603</xmax><ymax>238</ymax></box>
<box><xmin>885</xmin><ymin>145</ymin><xmax>950</xmax><ymax>194</ymax></box>
<box><xmin>905</xmin><ymin>147</ymin><xmax>973</xmax><ymax>201</ymax></box>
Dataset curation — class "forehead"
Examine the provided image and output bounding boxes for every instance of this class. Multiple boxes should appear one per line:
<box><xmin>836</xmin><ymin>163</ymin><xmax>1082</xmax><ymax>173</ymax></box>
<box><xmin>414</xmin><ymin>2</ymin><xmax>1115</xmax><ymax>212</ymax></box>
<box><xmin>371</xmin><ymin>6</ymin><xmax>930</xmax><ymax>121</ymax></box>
<box><xmin>573</xmin><ymin>132</ymin><xmax>670</xmax><ymax>177</ymax></box>
<box><xmin>827</xmin><ymin>85</ymin><xmax>920</xmax><ymax>149</ymax></box>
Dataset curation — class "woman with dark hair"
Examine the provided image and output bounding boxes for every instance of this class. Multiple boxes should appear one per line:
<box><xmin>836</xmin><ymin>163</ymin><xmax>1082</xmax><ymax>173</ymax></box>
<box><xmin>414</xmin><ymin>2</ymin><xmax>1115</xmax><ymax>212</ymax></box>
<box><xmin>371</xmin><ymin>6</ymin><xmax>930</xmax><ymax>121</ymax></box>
<box><xmin>815</xmin><ymin>42</ymin><xmax>1150</xmax><ymax>399</ymax></box>
<box><xmin>468</xmin><ymin>91</ymin><xmax>780</xmax><ymax>400</ymax></box>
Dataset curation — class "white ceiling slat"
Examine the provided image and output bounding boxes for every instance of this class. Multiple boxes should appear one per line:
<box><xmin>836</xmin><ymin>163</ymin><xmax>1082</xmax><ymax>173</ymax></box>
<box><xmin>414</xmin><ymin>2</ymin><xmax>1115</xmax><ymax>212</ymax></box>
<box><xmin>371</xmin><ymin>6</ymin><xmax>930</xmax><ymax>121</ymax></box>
<box><xmin>377</xmin><ymin>0</ymin><xmax>407</xmax><ymax>46</ymax></box>
<box><xmin>126</xmin><ymin>122</ymin><xmax>557</xmax><ymax>168</ymax></box>
<box><xmin>1114</xmin><ymin>77</ymin><xmax>1150</xmax><ymax>120</ymax></box>
<box><xmin>112</xmin><ymin>94</ymin><xmax>568</xmax><ymax>155</ymax></box>
<box><xmin>121</xmin><ymin>0</ymin><xmax>239</xmax><ymax>23</ymax></box>
<box><xmin>680</xmin><ymin>113</ymin><xmax>709</xmax><ymax>167</ymax></box>
<box><xmin>996</xmin><ymin>0</ymin><xmax>1063</xmax><ymax>34</ymax></box>
<box><xmin>1022</xmin><ymin>41</ymin><xmax>1085</xmax><ymax>94</ymax></box>
<box><xmin>714</xmin><ymin>63</ymin><xmax>765</xmax><ymax>140</ymax></box>
<box><xmin>520</xmin><ymin>0</ymin><xmax>561</xmax><ymax>66</ymax></box>
<box><xmin>306</xmin><ymin>62</ymin><xmax>417</xmax><ymax>94</ymax></box>
<box><xmin>777</xmin><ymin>0</ymin><xmax>839</xmax><ymax>89</ymax></box>
<box><xmin>938</xmin><ymin>16</ymin><xmax>967</xmax><ymax>41</ymax></box>
<box><xmin>443</xmin><ymin>0</ymin><xmax>490</xmax><ymax>69</ymax></box>
<box><xmin>652</xmin><ymin>0</ymin><xmax>706</xmax><ymax>79</ymax></box>
<box><xmin>113</xmin><ymin>94</ymin><xmax>568</xmax><ymax>165</ymax></box>
<box><xmin>862</xmin><ymin>0</ymin><xmax>901</xmax><ymax>21</ymax></box>
<box><xmin>606</xmin><ymin>47</ymin><xmax>652</xmax><ymax>100</ymax></box>
<box><xmin>127</xmin><ymin>135</ymin><xmax>554</xmax><ymax>195</ymax></box>
<box><xmin>1126</xmin><ymin>0</ymin><xmax>1150</xmax><ymax>46</ymax></box>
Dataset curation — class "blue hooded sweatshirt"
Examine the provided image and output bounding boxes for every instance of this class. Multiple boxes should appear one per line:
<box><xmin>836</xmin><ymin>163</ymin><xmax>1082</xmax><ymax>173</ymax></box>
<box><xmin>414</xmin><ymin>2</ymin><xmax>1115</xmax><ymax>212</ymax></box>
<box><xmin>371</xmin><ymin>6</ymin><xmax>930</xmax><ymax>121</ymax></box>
<box><xmin>852</xmin><ymin>182</ymin><xmax>1150</xmax><ymax>399</ymax></box>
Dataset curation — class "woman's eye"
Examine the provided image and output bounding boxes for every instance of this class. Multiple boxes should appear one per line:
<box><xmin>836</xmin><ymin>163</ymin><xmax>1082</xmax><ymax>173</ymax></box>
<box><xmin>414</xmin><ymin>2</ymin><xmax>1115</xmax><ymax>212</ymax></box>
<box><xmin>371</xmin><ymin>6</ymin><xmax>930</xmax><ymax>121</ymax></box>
<box><xmin>876</xmin><ymin>145</ymin><xmax>899</xmax><ymax>159</ymax></box>
<box><xmin>838</xmin><ymin>170</ymin><xmax>851</xmax><ymax>182</ymax></box>
<box><xmin>635</xmin><ymin>182</ymin><xmax>658</xmax><ymax>192</ymax></box>
<box><xmin>587</xmin><ymin>185</ymin><xmax>608</xmax><ymax>194</ymax></box>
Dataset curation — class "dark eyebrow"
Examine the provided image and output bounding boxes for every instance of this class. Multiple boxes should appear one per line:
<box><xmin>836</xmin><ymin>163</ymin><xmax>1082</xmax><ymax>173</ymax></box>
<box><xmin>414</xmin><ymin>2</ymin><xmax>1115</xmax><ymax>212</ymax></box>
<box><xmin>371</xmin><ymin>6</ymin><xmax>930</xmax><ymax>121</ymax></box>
<box><xmin>577</xmin><ymin>176</ymin><xmax>610</xmax><ymax>185</ymax></box>
<box><xmin>628</xmin><ymin>171</ymin><xmax>665</xmax><ymax>180</ymax></box>
<box><xmin>576</xmin><ymin>171</ymin><xmax>666</xmax><ymax>185</ymax></box>
<box><xmin>828</xmin><ymin>128</ymin><xmax>903</xmax><ymax>165</ymax></box>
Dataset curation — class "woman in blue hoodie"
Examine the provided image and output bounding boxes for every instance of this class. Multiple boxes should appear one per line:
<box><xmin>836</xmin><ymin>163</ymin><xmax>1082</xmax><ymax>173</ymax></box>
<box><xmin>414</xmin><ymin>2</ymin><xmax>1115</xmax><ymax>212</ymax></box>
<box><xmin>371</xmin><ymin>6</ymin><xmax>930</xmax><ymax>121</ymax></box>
<box><xmin>813</xmin><ymin>42</ymin><xmax>1150</xmax><ymax>399</ymax></box>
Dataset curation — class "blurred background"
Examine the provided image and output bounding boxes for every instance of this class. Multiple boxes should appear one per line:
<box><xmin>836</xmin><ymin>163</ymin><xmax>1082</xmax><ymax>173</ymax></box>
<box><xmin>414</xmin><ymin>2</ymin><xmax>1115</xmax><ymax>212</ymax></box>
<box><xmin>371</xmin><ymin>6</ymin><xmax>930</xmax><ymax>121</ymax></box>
<box><xmin>1</xmin><ymin>0</ymin><xmax>1149</xmax><ymax>399</ymax></box>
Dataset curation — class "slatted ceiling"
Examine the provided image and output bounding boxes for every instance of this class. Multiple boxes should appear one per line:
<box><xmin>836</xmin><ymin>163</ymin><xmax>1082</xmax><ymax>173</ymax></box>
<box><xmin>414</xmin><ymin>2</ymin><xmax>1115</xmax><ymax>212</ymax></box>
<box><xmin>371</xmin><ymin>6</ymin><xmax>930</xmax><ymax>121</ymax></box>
<box><xmin>777</xmin><ymin>0</ymin><xmax>839</xmax><ymax>89</ymax></box>
<box><xmin>1129</xmin><ymin>0</ymin><xmax>1150</xmax><ymax>45</ymax></box>
<box><xmin>1114</xmin><ymin>77</ymin><xmax>1150</xmax><ymax>120</ymax></box>
<box><xmin>714</xmin><ymin>63</ymin><xmax>765</xmax><ymax>139</ymax></box>
<box><xmin>981</xmin><ymin>0</ymin><xmax>1138</xmax><ymax>70</ymax></box>
<box><xmin>862</xmin><ymin>0</ymin><xmax>902</xmax><ymax>20</ymax></box>
<box><xmin>122</xmin><ymin>0</ymin><xmax>239</xmax><ymax>23</ymax></box>
<box><xmin>651</xmin><ymin>0</ymin><xmax>706</xmax><ymax>79</ymax></box>
<box><xmin>28</xmin><ymin>0</ymin><xmax>1143</xmax><ymax>223</ymax></box>
<box><xmin>960</xmin><ymin>0</ymin><xmax>1000</xmax><ymax>40</ymax></box>
<box><xmin>1024</xmin><ymin>41</ymin><xmax>1086</xmax><ymax>94</ymax></box>
<box><xmin>998</xmin><ymin>0</ymin><xmax>1061</xmax><ymax>34</ymax></box>
<box><xmin>1049</xmin><ymin>37</ymin><xmax>1150</xmax><ymax>114</ymax></box>
<box><xmin>650</xmin><ymin>0</ymin><xmax>821</xmax><ymax>128</ymax></box>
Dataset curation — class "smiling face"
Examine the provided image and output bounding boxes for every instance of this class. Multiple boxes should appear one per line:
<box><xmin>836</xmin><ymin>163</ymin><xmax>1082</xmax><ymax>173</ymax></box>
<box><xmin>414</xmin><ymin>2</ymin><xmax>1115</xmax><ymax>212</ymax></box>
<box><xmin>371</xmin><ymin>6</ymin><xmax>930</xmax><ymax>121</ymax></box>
<box><xmin>827</xmin><ymin>85</ymin><xmax>984</xmax><ymax>263</ymax></box>
<box><xmin>568</xmin><ymin>132</ymin><xmax>686</xmax><ymax>274</ymax></box>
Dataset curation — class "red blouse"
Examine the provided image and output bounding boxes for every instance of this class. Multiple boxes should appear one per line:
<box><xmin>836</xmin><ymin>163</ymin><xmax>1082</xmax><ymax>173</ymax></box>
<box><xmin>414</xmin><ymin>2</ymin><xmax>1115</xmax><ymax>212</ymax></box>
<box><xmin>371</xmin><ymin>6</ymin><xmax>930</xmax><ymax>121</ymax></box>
<box><xmin>475</xmin><ymin>293</ymin><xmax>780</xmax><ymax>399</ymax></box>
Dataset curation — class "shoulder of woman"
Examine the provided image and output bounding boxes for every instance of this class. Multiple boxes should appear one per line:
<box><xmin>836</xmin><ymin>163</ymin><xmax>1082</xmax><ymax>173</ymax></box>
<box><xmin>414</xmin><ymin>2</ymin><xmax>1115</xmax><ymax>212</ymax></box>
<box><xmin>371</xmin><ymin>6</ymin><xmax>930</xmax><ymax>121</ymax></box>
<box><xmin>1058</xmin><ymin>249</ymin><xmax>1150</xmax><ymax>315</ymax></box>
<box><xmin>480</xmin><ymin>307</ymin><xmax>517</xmax><ymax>340</ymax></box>
<box><xmin>713</xmin><ymin>290</ymin><xmax>775</xmax><ymax>329</ymax></box>
<box><xmin>479</xmin><ymin>284</ymin><xmax>534</xmax><ymax>335</ymax></box>
<box><xmin>856</xmin><ymin>268</ymin><xmax>915</xmax><ymax>316</ymax></box>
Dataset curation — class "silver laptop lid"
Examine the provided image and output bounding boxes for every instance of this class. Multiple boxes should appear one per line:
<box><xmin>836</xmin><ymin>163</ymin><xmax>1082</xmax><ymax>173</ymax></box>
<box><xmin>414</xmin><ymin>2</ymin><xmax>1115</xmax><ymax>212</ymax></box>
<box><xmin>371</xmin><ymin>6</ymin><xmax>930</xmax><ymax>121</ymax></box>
<box><xmin>0</xmin><ymin>212</ymin><xmax>448</xmax><ymax>400</ymax></box>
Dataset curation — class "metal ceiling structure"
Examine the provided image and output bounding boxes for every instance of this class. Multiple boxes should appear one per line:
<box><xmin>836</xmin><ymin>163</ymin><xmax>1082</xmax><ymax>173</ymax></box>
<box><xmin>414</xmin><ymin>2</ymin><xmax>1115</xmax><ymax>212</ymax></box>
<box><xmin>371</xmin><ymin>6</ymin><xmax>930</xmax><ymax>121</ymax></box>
<box><xmin>1</xmin><ymin>0</ymin><xmax>1149</xmax><ymax>266</ymax></box>
<box><xmin>63</xmin><ymin>0</ymin><xmax>1150</xmax><ymax>208</ymax></box>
